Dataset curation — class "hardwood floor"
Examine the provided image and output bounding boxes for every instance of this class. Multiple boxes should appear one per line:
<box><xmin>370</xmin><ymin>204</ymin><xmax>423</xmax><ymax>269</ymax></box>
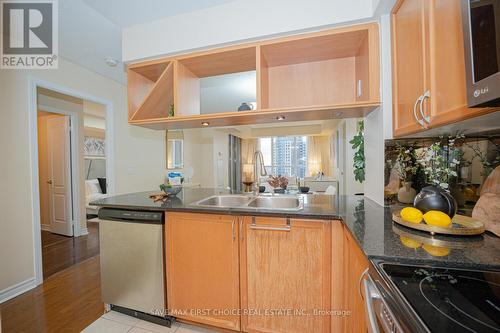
<box><xmin>42</xmin><ymin>222</ymin><xmax>100</xmax><ymax>279</ymax></box>
<box><xmin>0</xmin><ymin>256</ymin><xmax>104</xmax><ymax>333</ymax></box>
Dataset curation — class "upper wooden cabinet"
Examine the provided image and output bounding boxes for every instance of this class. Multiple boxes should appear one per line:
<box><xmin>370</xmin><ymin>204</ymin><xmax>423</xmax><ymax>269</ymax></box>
<box><xmin>127</xmin><ymin>23</ymin><xmax>380</xmax><ymax>130</ymax></box>
<box><xmin>392</xmin><ymin>0</ymin><xmax>497</xmax><ymax>137</ymax></box>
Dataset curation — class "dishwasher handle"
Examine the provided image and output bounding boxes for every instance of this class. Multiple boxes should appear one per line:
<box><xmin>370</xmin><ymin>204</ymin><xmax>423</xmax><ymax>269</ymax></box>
<box><xmin>98</xmin><ymin>208</ymin><xmax>164</xmax><ymax>224</ymax></box>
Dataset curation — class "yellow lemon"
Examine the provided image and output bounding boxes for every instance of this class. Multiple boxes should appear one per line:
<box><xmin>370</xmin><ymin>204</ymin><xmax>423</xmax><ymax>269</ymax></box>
<box><xmin>422</xmin><ymin>244</ymin><xmax>451</xmax><ymax>257</ymax></box>
<box><xmin>400</xmin><ymin>236</ymin><xmax>422</xmax><ymax>249</ymax></box>
<box><xmin>400</xmin><ymin>207</ymin><xmax>423</xmax><ymax>223</ymax></box>
<box><xmin>423</xmin><ymin>210</ymin><xmax>452</xmax><ymax>227</ymax></box>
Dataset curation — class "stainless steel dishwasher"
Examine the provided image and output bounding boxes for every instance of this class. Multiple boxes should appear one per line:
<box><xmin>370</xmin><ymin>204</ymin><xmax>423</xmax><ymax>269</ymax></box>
<box><xmin>98</xmin><ymin>208</ymin><xmax>173</xmax><ymax>327</ymax></box>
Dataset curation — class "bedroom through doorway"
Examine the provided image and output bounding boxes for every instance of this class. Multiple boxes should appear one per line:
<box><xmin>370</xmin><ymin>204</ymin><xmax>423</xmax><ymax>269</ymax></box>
<box><xmin>36</xmin><ymin>87</ymin><xmax>107</xmax><ymax>280</ymax></box>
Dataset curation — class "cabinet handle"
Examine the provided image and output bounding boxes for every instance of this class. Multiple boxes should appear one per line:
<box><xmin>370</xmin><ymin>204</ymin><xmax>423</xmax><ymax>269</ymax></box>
<box><xmin>232</xmin><ymin>218</ymin><xmax>236</xmax><ymax>241</ymax></box>
<box><xmin>419</xmin><ymin>90</ymin><xmax>431</xmax><ymax>125</ymax></box>
<box><xmin>412</xmin><ymin>94</ymin><xmax>425</xmax><ymax>128</ymax></box>
<box><xmin>250</xmin><ymin>216</ymin><xmax>291</xmax><ymax>231</ymax></box>
<box><xmin>239</xmin><ymin>217</ymin><xmax>244</xmax><ymax>241</ymax></box>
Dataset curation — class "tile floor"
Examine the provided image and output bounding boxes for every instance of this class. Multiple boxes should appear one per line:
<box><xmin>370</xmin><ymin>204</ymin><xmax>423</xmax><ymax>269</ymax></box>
<box><xmin>82</xmin><ymin>311</ymin><xmax>217</xmax><ymax>333</ymax></box>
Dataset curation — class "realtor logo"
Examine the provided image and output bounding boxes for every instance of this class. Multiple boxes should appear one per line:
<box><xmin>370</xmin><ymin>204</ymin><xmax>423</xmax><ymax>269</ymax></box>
<box><xmin>1</xmin><ymin>0</ymin><xmax>58</xmax><ymax>69</ymax></box>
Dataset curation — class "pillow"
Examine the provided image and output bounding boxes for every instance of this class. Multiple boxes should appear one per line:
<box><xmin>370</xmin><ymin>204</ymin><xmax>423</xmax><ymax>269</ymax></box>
<box><xmin>97</xmin><ymin>178</ymin><xmax>107</xmax><ymax>194</ymax></box>
<box><xmin>85</xmin><ymin>179</ymin><xmax>102</xmax><ymax>196</ymax></box>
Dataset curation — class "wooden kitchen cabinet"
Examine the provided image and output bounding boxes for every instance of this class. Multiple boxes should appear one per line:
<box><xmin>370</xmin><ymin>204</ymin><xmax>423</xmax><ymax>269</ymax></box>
<box><xmin>165</xmin><ymin>212</ymin><xmax>241</xmax><ymax>331</ymax></box>
<box><xmin>343</xmin><ymin>224</ymin><xmax>369</xmax><ymax>332</ymax></box>
<box><xmin>127</xmin><ymin>23</ymin><xmax>380</xmax><ymax>130</ymax></box>
<box><xmin>331</xmin><ymin>222</ymin><xmax>368</xmax><ymax>332</ymax></box>
<box><xmin>392</xmin><ymin>0</ymin><xmax>495</xmax><ymax>137</ymax></box>
<box><xmin>239</xmin><ymin>216</ymin><xmax>332</xmax><ymax>333</ymax></box>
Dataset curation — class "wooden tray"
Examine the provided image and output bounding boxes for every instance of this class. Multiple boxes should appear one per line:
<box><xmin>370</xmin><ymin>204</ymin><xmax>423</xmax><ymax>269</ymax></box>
<box><xmin>392</xmin><ymin>210</ymin><xmax>485</xmax><ymax>236</ymax></box>
<box><xmin>392</xmin><ymin>224</ymin><xmax>484</xmax><ymax>249</ymax></box>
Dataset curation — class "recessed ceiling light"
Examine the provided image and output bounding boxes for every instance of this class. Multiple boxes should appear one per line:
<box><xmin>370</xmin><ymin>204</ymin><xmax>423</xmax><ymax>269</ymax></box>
<box><xmin>276</xmin><ymin>115</ymin><xmax>285</xmax><ymax>121</ymax></box>
<box><xmin>105</xmin><ymin>57</ymin><xmax>119</xmax><ymax>67</ymax></box>
<box><xmin>201</xmin><ymin>122</ymin><xmax>210</xmax><ymax>126</ymax></box>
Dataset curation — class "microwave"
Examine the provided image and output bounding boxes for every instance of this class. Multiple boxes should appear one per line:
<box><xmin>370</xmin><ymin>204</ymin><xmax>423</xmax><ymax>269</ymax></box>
<box><xmin>461</xmin><ymin>0</ymin><xmax>500</xmax><ymax>107</ymax></box>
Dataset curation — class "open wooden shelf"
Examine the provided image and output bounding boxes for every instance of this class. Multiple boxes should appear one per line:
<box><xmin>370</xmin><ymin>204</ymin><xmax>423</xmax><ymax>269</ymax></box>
<box><xmin>175</xmin><ymin>47</ymin><xmax>257</xmax><ymax>117</ymax></box>
<box><xmin>127</xmin><ymin>23</ymin><xmax>380</xmax><ymax>130</ymax></box>
<box><xmin>128</xmin><ymin>61</ymin><xmax>174</xmax><ymax>121</ymax></box>
<box><xmin>129</xmin><ymin>101</ymin><xmax>379</xmax><ymax>130</ymax></box>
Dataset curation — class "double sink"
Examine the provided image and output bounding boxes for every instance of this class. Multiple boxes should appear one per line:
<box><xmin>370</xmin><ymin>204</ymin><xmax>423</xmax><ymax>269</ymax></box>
<box><xmin>192</xmin><ymin>194</ymin><xmax>303</xmax><ymax>211</ymax></box>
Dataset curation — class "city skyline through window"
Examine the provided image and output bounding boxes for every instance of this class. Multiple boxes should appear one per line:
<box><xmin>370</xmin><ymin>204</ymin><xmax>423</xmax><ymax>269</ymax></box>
<box><xmin>259</xmin><ymin>136</ymin><xmax>308</xmax><ymax>178</ymax></box>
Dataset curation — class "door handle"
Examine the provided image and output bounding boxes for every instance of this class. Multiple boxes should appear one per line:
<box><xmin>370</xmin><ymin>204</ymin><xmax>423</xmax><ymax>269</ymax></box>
<box><xmin>419</xmin><ymin>90</ymin><xmax>431</xmax><ymax>125</ymax></box>
<box><xmin>412</xmin><ymin>94</ymin><xmax>425</xmax><ymax>128</ymax></box>
<box><xmin>359</xmin><ymin>268</ymin><xmax>369</xmax><ymax>300</ymax></box>
<box><xmin>364</xmin><ymin>277</ymin><xmax>381</xmax><ymax>333</ymax></box>
<box><xmin>46</xmin><ymin>179</ymin><xmax>53</xmax><ymax>185</ymax></box>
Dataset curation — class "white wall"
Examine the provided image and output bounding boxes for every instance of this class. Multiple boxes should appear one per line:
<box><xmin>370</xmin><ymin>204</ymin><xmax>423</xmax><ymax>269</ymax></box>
<box><xmin>364</xmin><ymin>14</ymin><xmax>392</xmax><ymax>205</ymax></box>
<box><xmin>122</xmin><ymin>0</ymin><xmax>374</xmax><ymax>61</ymax></box>
<box><xmin>0</xmin><ymin>58</ymin><xmax>165</xmax><ymax>299</ymax></box>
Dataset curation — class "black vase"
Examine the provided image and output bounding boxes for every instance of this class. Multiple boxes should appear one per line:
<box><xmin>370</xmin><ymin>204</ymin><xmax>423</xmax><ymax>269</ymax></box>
<box><xmin>414</xmin><ymin>186</ymin><xmax>457</xmax><ymax>218</ymax></box>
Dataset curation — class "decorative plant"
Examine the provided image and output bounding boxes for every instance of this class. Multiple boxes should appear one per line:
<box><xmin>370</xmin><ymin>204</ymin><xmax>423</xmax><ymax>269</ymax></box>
<box><xmin>395</xmin><ymin>144</ymin><xmax>420</xmax><ymax>182</ymax></box>
<box><xmin>419</xmin><ymin>134</ymin><xmax>465</xmax><ymax>190</ymax></box>
<box><xmin>267</xmin><ymin>175</ymin><xmax>289</xmax><ymax>189</ymax></box>
<box><xmin>466</xmin><ymin>140</ymin><xmax>500</xmax><ymax>178</ymax></box>
<box><xmin>349</xmin><ymin>120</ymin><xmax>365</xmax><ymax>183</ymax></box>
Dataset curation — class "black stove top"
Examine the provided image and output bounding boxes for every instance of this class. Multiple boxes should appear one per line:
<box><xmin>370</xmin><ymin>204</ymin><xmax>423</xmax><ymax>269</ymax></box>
<box><xmin>381</xmin><ymin>264</ymin><xmax>500</xmax><ymax>333</ymax></box>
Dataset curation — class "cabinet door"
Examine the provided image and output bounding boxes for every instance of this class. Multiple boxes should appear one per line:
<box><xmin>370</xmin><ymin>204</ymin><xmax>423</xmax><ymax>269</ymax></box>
<box><xmin>392</xmin><ymin>0</ymin><xmax>429</xmax><ymax>137</ymax></box>
<box><xmin>240</xmin><ymin>217</ymin><xmax>331</xmax><ymax>333</ymax></box>
<box><xmin>424</xmin><ymin>0</ymin><xmax>478</xmax><ymax>128</ymax></box>
<box><xmin>165</xmin><ymin>212</ymin><xmax>240</xmax><ymax>330</ymax></box>
<box><xmin>343</xmin><ymin>225</ymin><xmax>369</xmax><ymax>333</ymax></box>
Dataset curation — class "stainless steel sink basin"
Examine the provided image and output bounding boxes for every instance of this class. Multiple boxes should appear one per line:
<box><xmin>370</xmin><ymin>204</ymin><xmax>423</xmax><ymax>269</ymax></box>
<box><xmin>191</xmin><ymin>194</ymin><xmax>303</xmax><ymax>211</ymax></box>
<box><xmin>247</xmin><ymin>196</ymin><xmax>303</xmax><ymax>210</ymax></box>
<box><xmin>193</xmin><ymin>195</ymin><xmax>252</xmax><ymax>208</ymax></box>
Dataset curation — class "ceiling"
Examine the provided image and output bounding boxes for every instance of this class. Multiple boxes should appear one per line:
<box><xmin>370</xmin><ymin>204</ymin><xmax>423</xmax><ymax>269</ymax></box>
<box><xmin>82</xmin><ymin>0</ymin><xmax>238</xmax><ymax>28</ymax></box>
<box><xmin>59</xmin><ymin>0</ymin><xmax>124</xmax><ymax>83</ymax></box>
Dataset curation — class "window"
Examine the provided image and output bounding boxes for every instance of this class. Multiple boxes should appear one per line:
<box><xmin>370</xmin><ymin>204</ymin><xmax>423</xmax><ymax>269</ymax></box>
<box><xmin>259</xmin><ymin>136</ymin><xmax>308</xmax><ymax>178</ymax></box>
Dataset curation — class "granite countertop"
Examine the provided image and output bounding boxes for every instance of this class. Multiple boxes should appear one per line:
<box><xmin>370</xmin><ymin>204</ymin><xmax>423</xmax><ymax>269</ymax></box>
<box><xmin>91</xmin><ymin>188</ymin><xmax>500</xmax><ymax>270</ymax></box>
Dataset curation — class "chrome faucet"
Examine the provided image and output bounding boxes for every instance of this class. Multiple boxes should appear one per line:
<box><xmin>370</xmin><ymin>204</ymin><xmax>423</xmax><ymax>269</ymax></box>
<box><xmin>252</xmin><ymin>150</ymin><xmax>267</xmax><ymax>195</ymax></box>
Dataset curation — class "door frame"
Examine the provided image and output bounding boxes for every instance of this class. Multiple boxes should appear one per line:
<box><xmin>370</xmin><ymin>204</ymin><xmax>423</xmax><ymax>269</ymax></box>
<box><xmin>28</xmin><ymin>77</ymin><xmax>115</xmax><ymax>285</ymax></box>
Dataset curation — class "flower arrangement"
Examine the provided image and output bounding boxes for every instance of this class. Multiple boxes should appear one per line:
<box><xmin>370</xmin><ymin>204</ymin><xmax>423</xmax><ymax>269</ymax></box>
<box><xmin>267</xmin><ymin>175</ymin><xmax>289</xmax><ymax>189</ymax></box>
<box><xmin>419</xmin><ymin>134</ymin><xmax>465</xmax><ymax>191</ymax></box>
<box><xmin>395</xmin><ymin>144</ymin><xmax>419</xmax><ymax>182</ymax></box>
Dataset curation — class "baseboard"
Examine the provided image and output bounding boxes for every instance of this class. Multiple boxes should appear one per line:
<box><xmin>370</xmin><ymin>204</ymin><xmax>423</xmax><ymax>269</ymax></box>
<box><xmin>40</xmin><ymin>224</ymin><xmax>51</xmax><ymax>232</ymax></box>
<box><xmin>79</xmin><ymin>226</ymin><xmax>89</xmax><ymax>236</ymax></box>
<box><xmin>0</xmin><ymin>277</ymin><xmax>36</xmax><ymax>304</ymax></box>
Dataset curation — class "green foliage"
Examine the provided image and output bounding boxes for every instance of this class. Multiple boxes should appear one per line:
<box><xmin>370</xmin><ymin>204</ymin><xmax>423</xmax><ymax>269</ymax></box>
<box><xmin>349</xmin><ymin>120</ymin><xmax>365</xmax><ymax>183</ymax></box>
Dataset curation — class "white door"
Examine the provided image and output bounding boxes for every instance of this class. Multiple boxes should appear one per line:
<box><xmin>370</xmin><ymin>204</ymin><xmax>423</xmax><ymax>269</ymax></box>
<box><xmin>46</xmin><ymin>116</ymin><xmax>73</xmax><ymax>236</ymax></box>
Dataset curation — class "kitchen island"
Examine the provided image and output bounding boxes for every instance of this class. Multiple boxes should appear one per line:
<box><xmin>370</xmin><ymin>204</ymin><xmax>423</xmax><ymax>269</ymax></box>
<box><xmin>91</xmin><ymin>188</ymin><xmax>500</xmax><ymax>332</ymax></box>
<box><xmin>91</xmin><ymin>188</ymin><xmax>500</xmax><ymax>270</ymax></box>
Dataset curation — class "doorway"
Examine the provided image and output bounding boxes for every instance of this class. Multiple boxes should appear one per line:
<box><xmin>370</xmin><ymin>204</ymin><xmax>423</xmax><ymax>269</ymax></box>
<box><xmin>35</xmin><ymin>87</ymin><xmax>106</xmax><ymax>280</ymax></box>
